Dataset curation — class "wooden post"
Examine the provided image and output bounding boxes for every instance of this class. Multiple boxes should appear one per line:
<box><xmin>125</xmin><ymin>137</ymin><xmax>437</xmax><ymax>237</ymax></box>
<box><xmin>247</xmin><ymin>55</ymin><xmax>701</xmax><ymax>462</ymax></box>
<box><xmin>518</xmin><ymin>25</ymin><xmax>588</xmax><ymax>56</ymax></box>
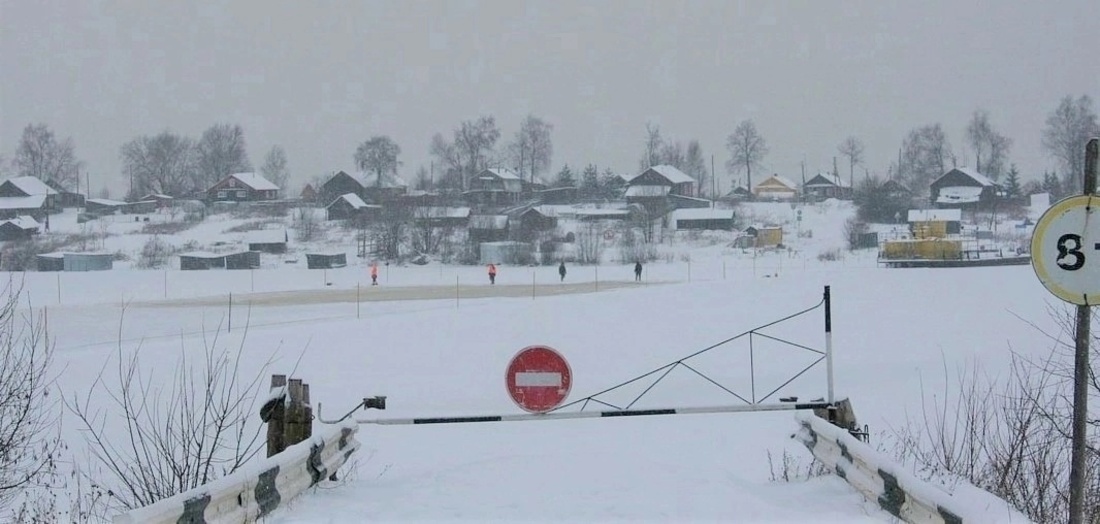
<box><xmin>265</xmin><ymin>374</ymin><xmax>287</xmax><ymax>457</ymax></box>
<box><xmin>302</xmin><ymin>383</ymin><xmax>313</xmax><ymax>440</ymax></box>
<box><xmin>284</xmin><ymin>379</ymin><xmax>307</xmax><ymax>447</ymax></box>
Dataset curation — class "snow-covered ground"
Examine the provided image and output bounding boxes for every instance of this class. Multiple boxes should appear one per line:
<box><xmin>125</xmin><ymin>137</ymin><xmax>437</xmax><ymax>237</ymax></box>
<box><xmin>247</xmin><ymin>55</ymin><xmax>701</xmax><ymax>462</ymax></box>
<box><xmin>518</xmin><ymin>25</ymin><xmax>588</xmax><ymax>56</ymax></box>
<box><xmin>24</xmin><ymin>199</ymin><xmax>1044</xmax><ymax>522</ymax></box>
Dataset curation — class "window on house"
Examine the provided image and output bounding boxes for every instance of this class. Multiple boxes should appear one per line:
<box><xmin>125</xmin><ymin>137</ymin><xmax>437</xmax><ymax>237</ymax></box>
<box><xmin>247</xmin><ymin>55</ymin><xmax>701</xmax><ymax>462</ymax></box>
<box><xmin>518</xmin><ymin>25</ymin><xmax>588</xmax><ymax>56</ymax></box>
<box><xmin>217</xmin><ymin>190</ymin><xmax>226</xmax><ymax>199</ymax></box>
<box><xmin>237</xmin><ymin>190</ymin><xmax>246</xmax><ymax>199</ymax></box>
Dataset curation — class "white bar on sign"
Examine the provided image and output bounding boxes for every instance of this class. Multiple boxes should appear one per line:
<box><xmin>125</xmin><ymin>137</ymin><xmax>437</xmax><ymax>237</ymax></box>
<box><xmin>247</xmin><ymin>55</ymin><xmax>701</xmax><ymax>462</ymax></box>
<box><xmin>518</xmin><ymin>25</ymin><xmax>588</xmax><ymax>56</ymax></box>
<box><xmin>515</xmin><ymin>372</ymin><xmax>561</xmax><ymax>387</ymax></box>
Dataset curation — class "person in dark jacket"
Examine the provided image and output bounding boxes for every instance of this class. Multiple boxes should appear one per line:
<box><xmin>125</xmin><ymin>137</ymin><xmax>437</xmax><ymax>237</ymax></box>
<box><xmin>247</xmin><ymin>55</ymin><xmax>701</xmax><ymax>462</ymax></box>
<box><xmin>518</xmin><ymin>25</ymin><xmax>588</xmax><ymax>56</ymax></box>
<box><xmin>558</xmin><ymin>261</ymin><xmax>567</xmax><ymax>282</ymax></box>
<box><xmin>634</xmin><ymin>261</ymin><xmax>643</xmax><ymax>282</ymax></box>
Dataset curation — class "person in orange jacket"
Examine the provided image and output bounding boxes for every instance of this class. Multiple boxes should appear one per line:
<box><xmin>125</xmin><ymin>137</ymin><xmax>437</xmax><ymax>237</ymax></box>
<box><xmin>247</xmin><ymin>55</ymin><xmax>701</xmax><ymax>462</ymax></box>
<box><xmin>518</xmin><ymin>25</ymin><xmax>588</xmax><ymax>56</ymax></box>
<box><xmin>370</xmin><ymin>262</ymin><xmax>379</xmax><ymax>285</ymax></box>
<box><xmin>488</xmin><ymin>263</ymin><xmax>497</xmax><ymax>285</ymax></box>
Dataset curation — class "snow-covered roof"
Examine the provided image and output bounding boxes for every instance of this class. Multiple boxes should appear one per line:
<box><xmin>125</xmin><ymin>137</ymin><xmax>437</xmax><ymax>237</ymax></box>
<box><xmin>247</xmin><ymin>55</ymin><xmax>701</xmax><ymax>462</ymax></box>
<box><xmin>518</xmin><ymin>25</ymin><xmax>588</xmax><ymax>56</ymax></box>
<box><xmin>935</xmin><ymin>186</ymin><xmax>983</xmax><ymax>204</ymax></box>
<box><xmin>469</xmin><ymin>215</ymin><xmax>509</xmax><ymax>230</ymax></box>
<box><xmin>247</xmin><ymin>229</ymin><xmax>288</xmax><ymax>244</ymax></box>
<box><xmin>756</xmin><ymin>175</ymin><xmax>799</xmax><ymax>190</ymax></box>
<box><xmin>647</xmin><ymin>165</ymin><xmax>695</xmax><ymax>185</ymax></box>
<box><xmin>228</xmin><ymin>173</ymin><xmax>280</xmax><ymax>191</ymax></box>
<box><xmin>0</xmin><ymin>216</ymin><xmax>40</xmax><ymax>230</ymax></box>
<box><xmin>804</xmin><ymin>173</ymin><xmax>850</xmax><ymax>188</ymax></box>
<box><xmin>908</xmin><ymin>209</ymin><xmax>962</xmax><ymax>222</ymax></box>
<box><xmin>575</xmin><ymin>209</ymin><xmax>630</xmax><ymax>217</ymax></box>
<box><xmin>482</xmin><ymin>168</ymin><xmax>521</xmax><ymax>180</ymax></box>
<box><xmin>178</xmin><ymin>251</ymin><xmax>225</xmax><ymax>259</ymax></box>
<box><xmin>0</xmin><ymin>195</ymin><xmax>47</xmax><ymax>209</ymax></box>
<box><xmin>937</xmin><ymin>168</ymin><xmax>995</xmax><ymax>187</ymax></box>
<box><xmin>141</xmin><ymin>193</ymin><xmax>174</xmax><ymax>200</ymax></box>
<box><xmin>624</xmin><ymin>185</ymin><xmax>671</xmax><ymax>198</ymax></box>
<box><xmin>671</xmin><ymin>208</ymin><xmax>735</xmax><ymax>221</ymax></box>
<box><xmin>3</xmin><ymin>176</ymin><xmax>58</xmax><ymax>196</ymax></box>
<box><xmin>86</xmin><ymin>198</ymin><xmax>127</xmax><ymax>206</ymax></box>
<box><xmin>357</xmin><ymin>171</ymin><xmax>408</xmax><ymax>189</ymax></box>
<box><xmin>418</xmin><ymin>206</ymin><xmax>471</xmax><ymax>219</ymax></box>
<box><xmin>328</xmin><ymin>193</ymin><xmax>372</xmax><ymax>209</ymax></box>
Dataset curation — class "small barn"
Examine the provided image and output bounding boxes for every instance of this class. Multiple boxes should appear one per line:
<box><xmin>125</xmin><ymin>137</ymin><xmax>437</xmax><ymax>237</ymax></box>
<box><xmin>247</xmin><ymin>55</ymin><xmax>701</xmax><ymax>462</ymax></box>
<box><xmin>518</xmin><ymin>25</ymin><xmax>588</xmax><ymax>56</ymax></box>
<box><xmin>0</xmin><ymin>216</ymin><xmax>40</xmax><ymax>241</ymax></box>
<box><xmin>139</xmin><ymin>193</ymin><xmax>175</xmax><ymax>210</ymax></box>
<box><xmin>744</xmin><ymin>225</ymin><xmax>784</xmax><ymax>247</ymax></box>
<box><xmin>802</xmin><ymin>173</ymin><xmax>852</xmax><ymax>200</ymax></box>
<box><xmin>299</xmin><ymin>184</ymin><xmax>319</xmax><ymax>204</ymax></box>
<box><xmin>85</xmin><ymin>198</ymin><xmax>127</xmax><ymax>216</ymax></box>
<box><xmin>907</xmin><ymin>209</ymin><xmax>962</xmax><ymax>238</ymax></box>
<box><xmin>35</xmin><ymin>253</ymin><xmax>65</xmax><ymax>272</ymax></box>
<box><xmin>721</xmin><ymin>186</ymin><xmax>753</xmax><ymax>202</ymax></box>
<box><xmin>62</xmin><ymin>253</ymin><xmax>114</xmax><ymax>271</ymax></box>
<box><xmin>671</xmin><ymin>208</ymin><xmax>735</xmax><ymax>231</ymax></box>
<box><xmin>414</xmin><ymin>206</ymin><xmax>471</xmax><ymax>228</ymax></box>
<box><xmin>517</xmin><ymin>207</ymin><xmax>557</xmax><ymax>232</ymax></box>
<box><xmin>479</xmin><ymin>241</ymin><xmax>534</xmax><ymax>265</ymax></box>
<box><xmin>0</xmin><ymin>195</ymin><xmax>48</xmax><ymax>221</ymax></box>
<box><xmin>179</xmin><ymin>252</ymin><xmax>227</xmax><ymax>270</ymax></box>
<box><xmin>246</xmin><ymin>229</ymin><xmax>288</xmax><ymax>254</ymax></box>
<box><xmin>326</xmin><ymin>193</ymin><xmax>381</xmax><ymax>221</ymax></box>
<box><xmin>468</xmin><ymin>215</ymin><xmax>510</xmax><ymax>243</ymax></box>
<box><xmin>306</xmin><ymin>252</ymin><xmax>347</xmax><ymax>269</ymax></box>
<box><xmin>225</xmin><ymin>251</ymin><xmax>261</xmax><ymax>270</ymax></box>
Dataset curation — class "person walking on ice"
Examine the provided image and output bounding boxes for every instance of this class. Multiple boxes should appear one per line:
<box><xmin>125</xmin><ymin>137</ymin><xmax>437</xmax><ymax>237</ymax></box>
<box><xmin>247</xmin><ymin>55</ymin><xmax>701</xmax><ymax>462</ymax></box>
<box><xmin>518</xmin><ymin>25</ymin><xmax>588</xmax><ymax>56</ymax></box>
<box><xmin>370</xmin><ymin>261</ymin><xmax>379</xmax><ymax>285</ymax></box>
<box><xmin>558</xmin><ymin>261</ymin><xmax>567</xmax><ymax>282</ymax></box>
<box><xmin>488</xmin><ymin>263</ymin><xmax>497</xmax><ymax>285</ymax></box>
<box><xmin>634</xmin><ymin>261</ymin><xmax>643</xmax><ymax>282</ymax></box>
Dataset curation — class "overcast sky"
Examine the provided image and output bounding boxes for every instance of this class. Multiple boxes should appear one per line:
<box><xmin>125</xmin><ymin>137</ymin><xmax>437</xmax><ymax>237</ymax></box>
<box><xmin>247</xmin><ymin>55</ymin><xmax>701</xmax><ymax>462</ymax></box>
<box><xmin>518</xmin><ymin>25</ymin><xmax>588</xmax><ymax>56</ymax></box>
<box><xmin>2</xmin><ymin>1</ymin><xmax>1097</xmax><ymax>196</ymax></box>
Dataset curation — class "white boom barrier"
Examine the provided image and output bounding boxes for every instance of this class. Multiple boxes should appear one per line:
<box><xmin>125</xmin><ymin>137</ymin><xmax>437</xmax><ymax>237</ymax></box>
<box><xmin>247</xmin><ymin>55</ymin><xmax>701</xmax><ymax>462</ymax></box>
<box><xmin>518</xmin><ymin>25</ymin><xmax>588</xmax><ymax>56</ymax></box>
<box><xmin>793</xmin><ymin>412</ymin><xmax>1029</xmax><ymax>524</ymax></box>
<box><xmin>112</xmin><ymin>422</ymin><xmax>359</xmax><ymax>524</ymax></box>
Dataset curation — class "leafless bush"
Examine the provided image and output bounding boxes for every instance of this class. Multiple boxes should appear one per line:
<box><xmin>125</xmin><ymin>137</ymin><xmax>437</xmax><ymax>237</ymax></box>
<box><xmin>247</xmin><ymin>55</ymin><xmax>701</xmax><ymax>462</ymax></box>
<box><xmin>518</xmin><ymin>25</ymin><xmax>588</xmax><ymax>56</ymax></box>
<box><xmin>767</xmin><ymin>449</ymin><xmax>828</xmax><ymax>482</ymax></box>
<box><xmin>885</xmin><ymin>308</ymin><xmax>1100</xmax><ymax>523</ymax></box>
<box><xmin>0</xmin><ymin>279</ymin><xmax>63</xmax><ymax>521</ymax></box>
<box><xmin>817</xmin><ymin>248</ymin><xmax>843</xmax><ymax>262</ymax></box>
<box><xmin>574</xmin><ymin>223</ymin><xmax>604</xmax><ymax>265</ymax></box>
<box><xmin>67</xmin><ymin>314</ymin><xmax>271</xmax><ymax>513</ymax></box>
<box><xmin>293</xmin><ymin>207</ymin><xmax>321</xmax><ymax>242</ymax></box>
<box><xmin>616</xmin><ymin>228</ymin><xmax>657</xmax><ymax>264</ymax></box>
<box><xmin>843</xmin><ymin>217</ymin><xmax>868</xmax><ymax>250</ymax></box>
<box><xmin>223</xmin><ymin>219</ymin><xmax>283</xmax><ymax>234</ymax></box>
<box><xmin>139</xmin><ymin>221</ymin><xmax>193</xmax><ymax>235</ymax></box>
<box><xmin>134</xmin><ymin>236</ymin><xmax>174</xmax><ymax>269</ymax></box>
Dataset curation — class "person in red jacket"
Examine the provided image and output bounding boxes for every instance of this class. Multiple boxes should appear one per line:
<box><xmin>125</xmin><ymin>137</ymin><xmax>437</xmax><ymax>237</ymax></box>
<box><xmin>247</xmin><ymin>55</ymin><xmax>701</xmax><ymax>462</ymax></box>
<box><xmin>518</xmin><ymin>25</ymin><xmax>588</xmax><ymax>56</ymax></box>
<box><xmin>488</xmin><ymin>263</ymin><xmax>497</xmax><ymax>285</ymax></box>
<box><xmin>370</xmin><ymin>262</ymin><xmax>379</xmax><ymax>285</ymax></box>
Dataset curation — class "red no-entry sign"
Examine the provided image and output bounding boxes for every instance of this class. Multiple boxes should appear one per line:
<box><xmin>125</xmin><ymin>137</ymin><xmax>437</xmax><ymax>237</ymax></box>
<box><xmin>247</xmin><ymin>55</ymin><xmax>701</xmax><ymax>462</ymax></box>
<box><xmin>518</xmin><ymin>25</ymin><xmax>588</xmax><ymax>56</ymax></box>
<box><xmin>506</xmin><ymin>345</ymin><xmax>572</xmax><ymax>413</ymax></box>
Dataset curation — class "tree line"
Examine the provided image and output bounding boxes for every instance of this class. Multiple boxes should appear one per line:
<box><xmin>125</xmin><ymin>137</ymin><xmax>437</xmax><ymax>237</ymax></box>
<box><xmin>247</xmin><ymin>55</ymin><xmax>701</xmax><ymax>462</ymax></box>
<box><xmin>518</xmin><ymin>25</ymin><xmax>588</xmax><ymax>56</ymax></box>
<box><xmin>3</xmin><ymin>94</ymin><xmax>1097</xmax><ymax>201</ymax></box>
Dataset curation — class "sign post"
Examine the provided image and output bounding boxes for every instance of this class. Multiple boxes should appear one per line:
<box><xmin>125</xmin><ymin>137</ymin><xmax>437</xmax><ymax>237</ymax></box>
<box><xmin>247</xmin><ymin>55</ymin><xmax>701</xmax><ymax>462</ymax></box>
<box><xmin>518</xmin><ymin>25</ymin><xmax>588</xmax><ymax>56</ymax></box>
<box><xmin>506</xmin><ymin>345</ymin><xmax>572</xmax><ymax>413</ymax></box>
<box><xmin>1030</xmin><ymin>137</ymin><xmax>1097</xmax><ymax>524</ymax></box>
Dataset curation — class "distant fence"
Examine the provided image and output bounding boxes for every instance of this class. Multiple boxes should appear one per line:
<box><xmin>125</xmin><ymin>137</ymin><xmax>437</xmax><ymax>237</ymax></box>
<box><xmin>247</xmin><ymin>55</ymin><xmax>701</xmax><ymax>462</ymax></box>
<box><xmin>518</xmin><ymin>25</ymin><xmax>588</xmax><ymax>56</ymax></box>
<box><xmin>794</xmin><ymin>412</ymin><xmax>1015</xmax><ymax>524</ymax></box>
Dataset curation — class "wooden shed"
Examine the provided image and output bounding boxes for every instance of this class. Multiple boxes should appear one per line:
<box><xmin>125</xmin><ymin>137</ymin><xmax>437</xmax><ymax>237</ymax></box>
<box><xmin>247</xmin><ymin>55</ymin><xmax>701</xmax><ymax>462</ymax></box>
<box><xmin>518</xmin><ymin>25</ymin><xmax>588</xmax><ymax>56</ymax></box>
<box><xmin>306</xmin><ymin>252</ymin><xmax>347</xmax><ymax>269</ymax></box>
<box><xmin>62</xmin><ymin>253</ymin><xmax>114</xmax><ymax>271</ymax></box>
<box><xmin>179</xmin><ymin>252</ymin><xmax>227</xmax><ymax>270</ymax></box>
<box><xmin>744</xmin><ymin>225</ymin><xmax>784</xmax><ymax>247</ymax></box>
<box><xmin>36</xmin><ymin>253</ymin><xmax>64</xmax><ymax>272</ymax></box>
<box><xmin>0</xmin><ymin>216</ymin><xmax>40</xmax><ymax>241</ymax></box>
<box><xmin>225</xmin><ymin>251</ymin><xmax>261</xmax><ymax>270</ymax></box>
<box><xmin>247</xmin><ymin>229</ymin><xmax>288</xmax><ymax>254</ymax></box>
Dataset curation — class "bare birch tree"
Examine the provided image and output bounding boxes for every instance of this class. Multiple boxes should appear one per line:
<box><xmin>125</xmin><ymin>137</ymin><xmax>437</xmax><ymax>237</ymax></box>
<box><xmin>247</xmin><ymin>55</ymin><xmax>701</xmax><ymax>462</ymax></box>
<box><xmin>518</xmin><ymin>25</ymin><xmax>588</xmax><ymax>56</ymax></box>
<box><xmin>193</xmin><ymin>124</ymin><xmax>251</xmax><ymax>190</ymax></box>
<box><xmin>13</xmin><ymin>123</ymin><xmax>83</xmax><ymax>190</ymax></box>
<box><xmin>725</xmin><ymin>120</ymin><xmax>768</xmax><ymax>192</ymax></box>
<box><xmin>965</xmin><ymin>110</ymin><xmax>1013</xmax><ymax>180</ymax></box>
<box><xmin>1042</xmin><ymin>95</ymin><xmax>1100</xmax><ymax>189</ymax></box>
<box><xmin>259</xmin><ymin>145</ymin><xmax>291</xmax><ymax>193</ymax></box>
<box><xmin>354</xmin><ymin>136</ymin><xmax>401</xmax><ymax>187</ymax></box>
<box><xmin>837</xmin><ymin>136</ymin><xmax>865</xmax><ymax>186</ymax></box>
<box><xmin>507</xmin><ymin>115</ymin><xmax>553</xmax><ymax>184</ymax></box>
<box><xmin>120</xmin><ymin>131</ymin><xmax>196</xmax><ymax>198</ymax></box>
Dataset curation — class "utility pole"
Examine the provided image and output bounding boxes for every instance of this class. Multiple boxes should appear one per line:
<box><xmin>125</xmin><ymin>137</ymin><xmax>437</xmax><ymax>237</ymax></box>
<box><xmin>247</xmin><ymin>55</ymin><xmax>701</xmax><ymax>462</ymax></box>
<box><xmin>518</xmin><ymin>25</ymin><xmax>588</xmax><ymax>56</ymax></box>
<box><xmin>711</xmin><ymin>154</ymin><xmax>716</xmax><ymax>207</ymax></box>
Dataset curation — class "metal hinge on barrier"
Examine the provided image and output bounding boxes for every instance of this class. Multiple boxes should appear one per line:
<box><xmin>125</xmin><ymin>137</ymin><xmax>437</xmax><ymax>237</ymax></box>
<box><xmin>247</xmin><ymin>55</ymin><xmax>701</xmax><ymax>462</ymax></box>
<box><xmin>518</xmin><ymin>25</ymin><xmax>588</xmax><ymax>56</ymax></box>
<box><xmin>317</xmin><ymin>396</ymin><xmax>387</xmax><ymax>424</ymax></box>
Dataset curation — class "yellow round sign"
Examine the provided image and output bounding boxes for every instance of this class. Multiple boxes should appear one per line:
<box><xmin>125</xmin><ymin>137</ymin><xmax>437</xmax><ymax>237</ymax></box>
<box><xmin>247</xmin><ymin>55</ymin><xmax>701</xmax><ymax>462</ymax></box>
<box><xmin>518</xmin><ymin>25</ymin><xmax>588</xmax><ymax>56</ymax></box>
<box><xmin>1030</xmin><ymin>194</ymin><xmax>1099</xmax><ymax>305</ymax></box>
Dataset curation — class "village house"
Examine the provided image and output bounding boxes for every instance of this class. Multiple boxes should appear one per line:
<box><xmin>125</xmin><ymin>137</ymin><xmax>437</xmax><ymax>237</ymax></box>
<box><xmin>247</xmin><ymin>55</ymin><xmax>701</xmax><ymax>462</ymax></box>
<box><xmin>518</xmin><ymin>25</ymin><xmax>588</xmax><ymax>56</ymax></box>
<box><xmin>802</xmin><ymin>173</ymin><xmax>852</xmax><ymax>200</ymax></box>
<box><xmin>467</xmin><ymin>168</ymin><xmax>523</xmax><ymax>206</ymax></box>
<box><xmin>0</xmin><ymin>216</ymin><xmax>40</xmax><ymax>241</ymax></box>
<box><xmin>326</xmin><ymin>193</ymin><xmax>382</xmax><ymax>222</ymax></box>
<box><xmin>930</xmin><ymin>168</ymin><xmax>998</xmax><ymax>209</ymax></box>
<box><xmin>319</xmin><ymin>171</ymin><xmax>364</xmax><ymax>206</ymax></box>
<box><xmin>206</xmin><ymin>172</ymin><xmax>280</xmax><ymax>203</ymax></box>
<box><xmin>753</xmin><ymin>175</ymin><xmax>799</xmax><ymax>200</ymax></box>
<box><xmin>359</xmin><ymin>171</ymin><xmax>409</xmax><ymax>203</ymax></box>
<box><xmin>0</xmin><ymin>176</ymin><xmax>58</xmax><ymax>218</ymax></box>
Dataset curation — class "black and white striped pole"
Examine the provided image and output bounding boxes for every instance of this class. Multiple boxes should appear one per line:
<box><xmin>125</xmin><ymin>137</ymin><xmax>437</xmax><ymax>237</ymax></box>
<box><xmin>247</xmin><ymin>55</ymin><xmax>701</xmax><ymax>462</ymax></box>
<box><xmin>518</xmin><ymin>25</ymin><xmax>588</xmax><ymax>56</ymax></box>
<box><xmin>825</xmin><ymin>285</ymin><xmax>834</xmax><ymax>404</ymax></box>
<box><xmin>319</xmin><ymin>401</ymin><xmax>832</xmax><ymax>426</ymax></box>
